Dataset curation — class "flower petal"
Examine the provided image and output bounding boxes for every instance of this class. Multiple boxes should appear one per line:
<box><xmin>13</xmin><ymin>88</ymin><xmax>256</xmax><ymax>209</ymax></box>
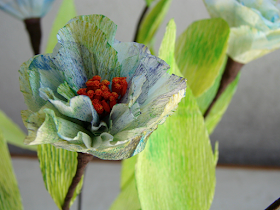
<box><xmin>0</xmin><ymin>0</ymin><xmax>55</xmax><ymax>19</ymax></box>
<box><xmin>70</xmin><ymin>15</ymin><xmax>117</xmax><ymax>45</ymax></box>
<box><xmin>57</xmin><ymin>18</ymin><xmax>121</xmax><ymax>84</ymax></box>
<box><xmin>113</xmin><ymin>42</ymin><xmax>150</xmax><ymax>81</ymax></box>
<box><xmin>110</xmin><ymin>103</ymin><xmax>141</xmax><ymax>135</ymax></box>
<box><xmin>19</xmin><ymin>58</ymin><xmax>46</xmax><ymax>112</ymax></box>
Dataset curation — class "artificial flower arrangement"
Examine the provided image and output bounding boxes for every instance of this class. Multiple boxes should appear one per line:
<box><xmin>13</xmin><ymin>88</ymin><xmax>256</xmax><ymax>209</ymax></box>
<box><xmin>0</xmin><ymin>0</ymin><xmax>280</xmax><ymax>209</ymax></box>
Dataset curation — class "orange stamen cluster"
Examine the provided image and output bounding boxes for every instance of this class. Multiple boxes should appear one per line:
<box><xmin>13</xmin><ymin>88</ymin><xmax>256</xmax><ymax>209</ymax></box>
<box><xmin>77</xmin><ymin>75</ymin><xmax>128</xmax><ymax>115</ymax></box>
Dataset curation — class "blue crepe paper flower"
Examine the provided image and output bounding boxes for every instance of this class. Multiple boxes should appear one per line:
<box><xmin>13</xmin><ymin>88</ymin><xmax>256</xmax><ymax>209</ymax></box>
<box><xmin>19</xmin><ymin>14</ymin><xmax>186</xmax><ymax>160</ymax></box>
<box><xmin>0</xmin><ymin>0</ymin><xmax>55</xmax><ymax>19</ymax></box>
<box><xmin>204</xmin><ymin>0</ymin><xmax>280</xmax><ymax>63</ymax></box>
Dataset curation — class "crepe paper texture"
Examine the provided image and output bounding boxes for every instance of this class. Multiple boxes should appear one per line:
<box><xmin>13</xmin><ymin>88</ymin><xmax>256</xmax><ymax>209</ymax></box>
<box><xmin>0</xmin><ymin>0</ymin><xmax>55</xmax><ymax>20</ymax></box>
<box><xmin>205</xmin><ymin>73</ymin><xmax>241</xmax><ymax>135</ymax></box>
<box><xmin>175</xmin><ymin>18</ymin><xmax>229</xmax><ymax>98</ymax></box>
<box><xmin>0</xmin><ymin>109</ymin><xmax>36</xmax><ymax>151</ymax></box>
<box><xmin>37</xmin><ymin>144</ymin><xmax>83</xmax><ymax>209</ymax></box>
<box><xmin>158</xmin><ymin>19</ymin><xmax>176</xmax><ymax>75</ymax></box>
<box><xmin>196</xmin><ymin>56</ymin><xmax>227</xmax><ymax>115</ymax></box>
<box><xmin>113</xmin><ymin>20</ymin><xmax>217</xmax><ymax>210</ymax></box>
<box><xmin>204</xmin><ymin>0</ymin><xmax>280</xmax><ymax>64</ymax></box>
<box><xmin>0</xmin><ymin>131</ymin><xmax>23</xmax><ymax>210</ymax></box>
<box><xmin>19</xmin><ymin>14</ymin><xmax>186</xmax><ymax>160</ymax></box>
<box><xmin>45</xmin><ymin>0</ymin><xmax>77</xmax><ymax>54</ymax></box>
<box><xmin>120</xmin><ymin>155</ymin><xmax>138</xmax><ymax>190</ymax></box>
<box><xmin>110</xmin><ymin>174</ymin><xmax>141</xmax><ymax>210</ymax></box>
<box><xmin>136</xmin><ymin>87</ymin><xmax>217</xmax><ymax>210</ymax></box>
<box><xmin>137</xmin><ymin>0</ymin><xmax>172</xmax><ymax>45</ymax></box>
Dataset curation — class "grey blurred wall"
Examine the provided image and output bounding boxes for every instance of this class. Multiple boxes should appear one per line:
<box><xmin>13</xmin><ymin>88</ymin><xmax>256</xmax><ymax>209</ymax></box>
<box><xmin>0</xmin><ymin>0</ymin><xmax>279</xmax><ymax>166</ymax></box>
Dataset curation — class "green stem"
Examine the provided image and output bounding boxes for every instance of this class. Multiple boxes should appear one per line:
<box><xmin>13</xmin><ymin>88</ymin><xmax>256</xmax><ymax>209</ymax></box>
<box><xmin>62</xmin><ymin>152</ymin><xmax>93</xmax><ymax>210</ymax></box>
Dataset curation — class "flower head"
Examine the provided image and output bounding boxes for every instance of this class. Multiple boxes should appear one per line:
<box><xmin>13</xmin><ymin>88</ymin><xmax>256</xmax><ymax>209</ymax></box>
<box><xmin>204</xmin><ymin>0</ymin><xmax>280</xmax><ymax>63</ymax></box>
<box><xmin>19</xmin><ymin>14</ymin><xmax>186</xmax><ymax>160</ymax></box>
<box><xmin>0</xmin><ymin>0</ymin><xmax>55</xmax><ymax>20</ymax></box>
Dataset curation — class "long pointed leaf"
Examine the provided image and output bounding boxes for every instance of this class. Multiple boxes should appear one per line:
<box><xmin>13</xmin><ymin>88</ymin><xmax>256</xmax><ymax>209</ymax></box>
<box><xmin>0</xmin><ymin>131</ymin><xmax>23</xmax><ymax>210</ymax></box>
<box><xmin>136</xmin><ymin>87</ymin><xmax>216</xmax><ymax>210</ymax></box>
<box><xmin>45</xmin><ymin>0</ymin><xmax>77</xmax><ymax>53</ymax></box>
<box><xmin>205</xmin><ymin>73</ymin><xmax>241</xmax><ymax>135</ymax></box>
<box><xmin>196</xmin><ymin>56</ymin><xmax>227</xmax><ymax>114</ymax></box>
<box><xmin>175</xmin><ymin>18</ymin><xmax>229</xmax><ymax>97</ymax></box>
<box><xmin>158</xmin><ymin>19</ymin><xmax>176</xmax><ymax>74</ymax></box>
<box><xmin>38</xmin><ymin>144</ymin><xmax>83</xmax><ymax>209</ymax></box>
<box><xmin>110</xmin><ymin>176</ymin><xmax>141</xmax><ymax>210</ymax></box>
<box><xmin>0</xmin><ymin>109</ymin><xmax>36</xmax><ymax>151</ymax></box>
<box><xmin>137</xmin><ymin>0</ymin><xmax>172</xmax><ymax>45</ymax></box>
<box><xmin>120</xmin><ymin>155</ymin><xmax>138</xmax><ymax>190</ymax></box>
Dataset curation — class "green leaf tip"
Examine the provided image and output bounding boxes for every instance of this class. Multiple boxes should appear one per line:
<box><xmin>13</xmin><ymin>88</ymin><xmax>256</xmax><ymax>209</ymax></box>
<box><xmin>45</xmin><ymin>0</ymin><xmax>77</xmax><ymax>53</ymax></box>
<box><xmin>205</xmin><ymin>73</ymin><xmax>241</xmax><ymax>135</ymax></box>
<box><xmin>137</xmin><ymin>0</ymin><xmax>172</xmax><ymax>45</ymax></box>
<box><xmin>0</xmin><ymin>109</ymin><xmax>36</xmax><ymax>151</ymax></box>
<box><xmin>158</xmin><ymin>19</ymin><xmax>176</xmax><ymax>74</ymax></box>
<box><xmin>38</xmin><ymin>144</ymin><xmax>83</xmax><ymax>209</ymax></box>
<box><xmin>175</xmin><ymin>18</ymin><xmax>230</xmax><ymax>97</ymax></box>
<box><xmin>0</xmin><ymin>131</ymin><xmax>23</xmax><ymax>210</ymax></box>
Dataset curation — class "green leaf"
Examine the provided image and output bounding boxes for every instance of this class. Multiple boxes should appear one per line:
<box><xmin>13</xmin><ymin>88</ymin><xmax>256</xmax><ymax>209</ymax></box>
<box><xmin>0</xmin><ymin>109</ymin><xmax>36</xmax><ymax>151</ymax></box>
<box><xmin>175</xmin><ymin>18</ymin><xmax>229</xmax><ymax>97</ymax></box>
<box><xmin>45</xmin><ymin>0</ymin><xmax>77</xmax><ymax>53</ymax></box>
<box><xmin>110</xmin><ymin>176</ymin><xmax>141</xmax><ymax>210</ymax></box>
<box><xmin>158</xmin><ymin>19</ymin><xmax>176</xmax><ymax>74</ymax></box>
<box><xmin>137</xmin><ymin>0</ymin><xmax>172</xmax><ymax>45</ymax></box>
<box><xmin>38</xmin><ymin>144</ymin><xmax>83</xmax><ymax>209</ymax></box>
<box><xmin>110</xmin><ymin>156</ymin><xmax>141</xmax><ymax>210</ymax></box>
<box><xmin>145</xmin><ymin>0</ymin><xmax>155</xmax><ymax>6</ymax></box>
<box><xmin>205</xmin><ymin>73</ymin><xmax>241</xmax><ymax>135</ymax></box>
<box><xmin>0</xmin><ymin>131</ymin><xmax>23</xmax><ymax>210</ymax></box>
<box><xmin>196</xmin><ymin>56</ymin><xmax>227</xmax><ymax>114</ymax></box>
<box><xmin>120</xmin><ymin>155</ymin><xmax>138</xmax><ymax>190</ymax></box>
<box><xmin>135</xmin><ymin>87</ymin><xmax>216</xmax><ymax>210</ymax></box>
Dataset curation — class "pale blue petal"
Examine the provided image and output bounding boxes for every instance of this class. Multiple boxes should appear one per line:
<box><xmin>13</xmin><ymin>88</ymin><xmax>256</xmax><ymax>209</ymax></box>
<box><xmin>19</xmin><ymin>58</ymin><xmax>46</xmax><ymax>112</ymax></box>
<box><xmin>49</xmin><ymin>95</ymin><xmax>99</xmax><ymax>124</ymax></box>
<box><xmin>113</xmin><ymin>42</ymin><xmax>150</xmax><ymax>81</ymax></box>
<box><xmin>110</xmin><ymin>103</ymin><xmax>141</xmax><ymax>135</ymax></box>
<box><xmin>0</xmin><ymin>0</ymin><xmax>55</xmax><ymax>19</ymax></box>
<box><xmin>57</xmin><ymin>19</ymin><xmax>121</xmax><ymax>83</ymax></box>
<box><xmin>70</xmin><ymin>15</ymin><xmax>117</xmax><ymax>45</ymax></box>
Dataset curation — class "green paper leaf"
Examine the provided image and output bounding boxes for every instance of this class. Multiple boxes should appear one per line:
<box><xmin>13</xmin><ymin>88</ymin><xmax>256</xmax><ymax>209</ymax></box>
<box><xmin>136</xmin><ymin>87</ymin><xmax>216</xmax><ymax>210</ymax></box>
<box><xmin>0</xmin><ymin>109</ymin><xmax>36</xmax><ymax>151</ymax></box>
<box><xmin>120</xmin><ymin>155</ymin><xmax>138</xmax><ymax>190</ymax></box>
<box><xmin>158</xmin><ymin>19</ymin><xmax>176</xmax><ymax>74</ymax></box>
<box><xmin>38</xmin><ymin>144</ymin><xmax>83</xmax><ymax>209</ymax></box>
<box><xmin>111</xmin><ymin>156</ymin><xmax>141</xmax><ymax>210</ymax></box>
<box><xmin>196</xmin><ymin>56</ymin><xmax>227</xmax><ymax>114</ymax></box>
<box><xmin>45</xmin><ymin>0</ymin><xmax>77</xmax><ymax>53</ymax></box>
<box><xmin>137</xmin><ymin>0</ymin><xmax>172</xmax><ymax>45</ymax></box>
<box><xmin>0</xmin><ymin>131</ymin><xmax>23</xmax><ymax>210</ymax></box>
<box><xmin>205</xmin><ymin>73</ymin><xmax>241</xmax><ymax>135</ymax></box>
<box><xmin>110</xmin><ymin>176</ymin><xmax>141</xmax><ymax>210</ymax></box>
<box><xmin>175</xmin><ymin>18</ymin><xmax>229</xmax><ymax>97</ymax></box>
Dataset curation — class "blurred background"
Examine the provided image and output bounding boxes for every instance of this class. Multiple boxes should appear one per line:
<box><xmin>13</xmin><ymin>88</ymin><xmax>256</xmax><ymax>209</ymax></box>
<box><xmin>0</xmin><ymin>0</ymin><xmax>280</xmax><ymax>209</ymax></box>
